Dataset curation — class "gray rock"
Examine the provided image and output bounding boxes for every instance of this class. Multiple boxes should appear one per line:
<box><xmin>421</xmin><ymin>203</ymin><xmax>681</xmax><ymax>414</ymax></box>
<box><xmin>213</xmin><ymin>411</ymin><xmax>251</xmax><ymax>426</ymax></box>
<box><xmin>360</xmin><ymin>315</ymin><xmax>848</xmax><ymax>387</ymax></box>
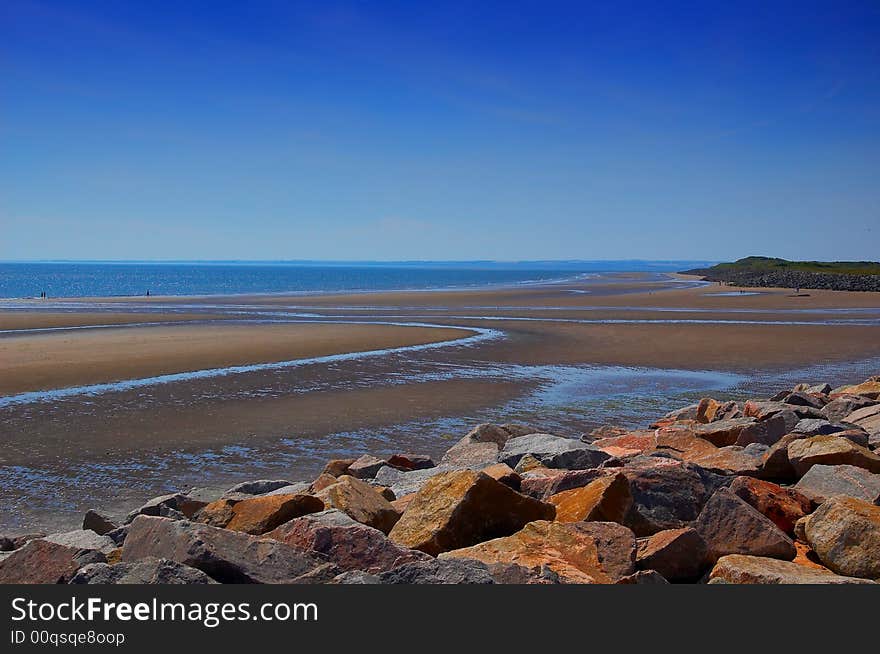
<box><xmin>222</xmin><ymin>479</ymin><xmax>296</xmax><ymax>497</ymax></box>
<box><xmin>695</xmin><ymin>488</ymin><xmax>796</xmax><ymax>563</ymax></box>
<box><xmin>82</xmin><ymin>510</ymin><xmax>117</xmax><ymax>536</ymax></box>
<box><xmin>105</xmin><ymin>526</ymin><xmax>129</xmax><ymax>546</ymax></box>
<box><xmin>440</xmin><ymin>423</ymin><xmax>518</xmax><ymax>468</ymax></box>
<box><xmin>805</xmin><ymin>383</ymin><xmax>833</xmax><ymax>396</ymax></box>
<box><xmin>735</xmin><ymin>410</ymin><xmax>799</xmax><ymax>446</ymax></box>
<box><xmin>498</xmin><ymin>433</ymin><xmax>610</xmax><ymax>470</ymax></box>
<box><xmin>122</xmin><ymin>515</ymin><xmax>337</xmax><ymax>584</ymax></box>
<box><xmin>784</xmin><ymin>391</ymin><xmax>827</xmax><ymax>409</ymax></box>
<box><xmin>70</xmin><ymin>557</ymin><xmax>216</xmax><ymax>584</ymax></box>
<box><xmin>124</xmin><ymin>493</ymin><xmax>207</xmax><ymax>524</ymax></box>
<box><xmin>183</xmin><ymin>486</ymin><xmax>227</xmax><ymax>504</ymax></box>
<box><xmin>332</xmin><ymin>570</ymin><xmax>382</xmax><ymax>584</ymax></box>
<box><xmin>377</xmin><ymin>558</ymin><xmax>495</xmax><ymax>584</ymax></box>
<box><xmin>794</xmin><ymin>464</ymin><xmax>880</xmax><ymax>504</ymax></box>
<box><xmin>793</xmin><ymin>418</ymin><xmax>858</xmax><ymax>436</ymax></box>
<box><xmin>616</xmin><ymin>570</ymin><xmax>670</xmax><ymax>584</ymax></box>
<box><xmin>822</xmin><ymin>396</ymin><xmax>877</xmax><ymax>422</ymax></box>
<box><xmin>43</xmin><ymin>530</ymin><xmax>117</xmax><ymax>555</ymax></box>
<box><xmin>263</xmin><ymin>482</ymin><xmax>311</xmax><ymax>496</ymax></box>
<box><xmin>374</xmin><ymin>465</ymin><xmax>451</xmax><ymax>498</ymax></box>
<box><xmin>347</xmin><ymin>454</ymin><xmax>389</xmax><ymax>479</ymax></box>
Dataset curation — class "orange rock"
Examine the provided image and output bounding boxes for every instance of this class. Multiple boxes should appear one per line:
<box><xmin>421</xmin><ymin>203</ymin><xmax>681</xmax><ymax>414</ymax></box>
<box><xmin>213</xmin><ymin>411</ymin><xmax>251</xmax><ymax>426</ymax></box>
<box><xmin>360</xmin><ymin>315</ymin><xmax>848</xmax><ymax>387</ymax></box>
<box><xmin>549</xmin><ymin>473</ymin><xmax>632</xmax><ymax>523</ymax></box>
<box><xmin>388</xmin><ymin>470</ymin><xmax>555</xmax><ymax>555</ymax></box>
<box><xmin>322</xmin><ymin>458</ymin><xmax>356</xmax><ymax>478</ymax></box>
<box><xmin>391</xmin><ymin>493</ymin><xmax>417</xmax><ymax>513</ymax></box>
<box><xmin>592</xmin><ymin>431</ymin><xmax>656</xmax><ymax>457</ymax></box>
<box><xmin>481</xmin><ymin>463</ymin><xmax>521</xmax><ymax>490</ymax></box>
<box><xmin>195</xmin><ymin>498</ymin><xmax>240</xmax><ymax>528</ymax></box>
<box><xmin>310</xmin><ymin>473</ymin><xmax>340</xmax><ymax>493</ymax></box>
<box><xmin>653</xmin><ymin>427</ymin><xmax>719</xmax><ymax>459</ymax></box>
<box><xmin>224</xmin><ymin>493</ymin><xmax>325</xmax><ymax>535</ymax></box>
<box><xmin>441</xmin><ymin>520</ymin><xmax>636</xmax><ymax>584</ymax></box>
<box><xmin>696</xmin><ymin>398</ymin><xmax>722</xmax><ymax>424</ymax></box>
<box><xmin>728</xmin><ymin>477</ymin><xmax>812</xmax><ymax>534</ymax></box>
<box><xmin>317</xmin><ymin>475</ymin><xmax>401</xmax><ymax>534</ymax></box>
<box><xmin>832</xmin><ymin>380</ymin><xmax>880</xmax><ymax>400</ymax></box>
<box><xmin>792</xmin><ymin>541</ymin><xmax>831</xmax><ymax>571</ymax></box>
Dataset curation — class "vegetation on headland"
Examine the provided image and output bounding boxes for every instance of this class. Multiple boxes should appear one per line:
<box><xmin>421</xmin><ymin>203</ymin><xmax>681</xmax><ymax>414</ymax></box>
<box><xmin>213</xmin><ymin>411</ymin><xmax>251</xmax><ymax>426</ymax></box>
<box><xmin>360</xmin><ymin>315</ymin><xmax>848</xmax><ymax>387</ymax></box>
<box><xmin>684</xmin><ymin>257</ymin><xmax>880</xmax><ymax>292</ymax></box>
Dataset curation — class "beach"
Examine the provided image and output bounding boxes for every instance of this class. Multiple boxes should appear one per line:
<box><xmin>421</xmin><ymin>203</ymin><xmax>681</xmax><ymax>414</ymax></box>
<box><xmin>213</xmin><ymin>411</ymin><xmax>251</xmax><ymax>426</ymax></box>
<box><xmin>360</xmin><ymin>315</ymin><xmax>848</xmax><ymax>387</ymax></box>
<box><xmin>2</xmin><ymin>272</ymin><xmax>880</xmax><ymax>533</ymax></box>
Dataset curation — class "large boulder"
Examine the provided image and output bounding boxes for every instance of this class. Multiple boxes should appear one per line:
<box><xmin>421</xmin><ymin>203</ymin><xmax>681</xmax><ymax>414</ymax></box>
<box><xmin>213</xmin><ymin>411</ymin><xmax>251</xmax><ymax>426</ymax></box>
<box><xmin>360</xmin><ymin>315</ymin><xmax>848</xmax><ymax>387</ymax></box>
<box><xmin>43</xmin><ymin>529</ymin><xmax>117</xmax><ymax>555</ymax></box>
<box><xmin>760</xmin><ymin>433</ymin><xmax>809</xmax><ymax>480</ymax></box>
<box><xmin>592</xmin><ymin>430</ymin><xmax>656</xmax><ymax>458</ymax></box>
<box><xmin>821</xmin><ymin>396</ymin><xmax>877</xmax><ymax>422</ymax></box>
<box><xmin>787</xmin><ymin>436</ymin><xmax>880</xmax><ymax>476</ymax></box>
<box><xmin>221</xmin><ymin>493</ymin><xmax>325</xmax><ymax>535</ymax></box>
<box><xmin>845</xmin><ymin>404</ymin><xmax>880</xmax><ymax>444</ymax></box>
<box><xmin>519</xmin><ymin>468</ymin><xmax>609</xmax><ymax>499</ymax></box>
<box><xmin>689</xmin><ymin>444</ymin><xmax>767</xmax><ymax>477</ymax></box>
<box><xmin>792</xmin><ymin>418</ymin><xmax>859</xmax><ymax>437</ymax></box>
<box><xmin>388</xmin><ymin>470</ymin><xmax>555</xmax><ymax>556</ymax></box>
<box><xmin>498</xmin><ymin>434</ymin><xmax>610</xmax><ymax>470</ymax></box>
<box><xmin>687</xmin><ymin>418</ymin><xmax>756</xmax><ymax>447</ymax></box>
<box><xmin>122</xmin><ymin>516</ymin><xmax>336</xmax><ymax>584</ymax></box>
<box><xmin>316</xmin><ymin>475</ymin><xmax>400</xmax><ymax>534</ymax></box>
<box><xmin>694</xmin><ymin>488</ymin><xmax>796</xmax><ymax>563</ymax></box>
<box><xmin>548</xmin><ymin>473</ymin><xmax>632</xmax><ymax>523</ymax></box>
<box><xmin>803</xmin><ymin>497</ymin><xmax>880</xmax><ymax>579</ymax></box>
<box><xmin>794</xmin><ymin>464</ymin><xmax>880</xmax><ymax>504</ymax></box>
<box><xmin>728</xmin><ymin>477</ymin><xmax>812</xmax><ymax>534</ymax></box>
<box><xmin>708</xmin><ymin>555</ymin><xmax>874</xmax><ymax>584</ymax></box>
<box><xmin>223</xmin><ymin>479</ymin><xmax>296</xmax><ymax>496</ymax></box>
<box><xmin>266</xmin><ymin>509</ymin><xmax>428</xmax><ymax>574</ymax></box>
<box><xmin>377</xmin><ymin>558</ymin><xmax>495</xmax><ymax>584</ymax></box>
<box><xmin>70</xmin><ymin>557</ymin><xmax>216</xmax><ymax>584</ymax></box>
<box><xmin>440</xmin><ymin>424</ymin><xmax>517</xmax><ymax>468</ymax></box>
<box><xmin>832</xmin><ymin>380</ymin><xmax>880</xmax><ymax>399</ymax></box>
<box><xmin>636</xmin><ymin>527</ymin><xmax>708</xmax><ymax>581</ymax></box>
<box><xmin>618</xmin><ymin>456</ymin><xmax>728</xmax><ymax>536</ymax></box>
<box><xmin>734</xmin><ymin>411</ymin><xmax>800</xmax><ymax>447</ymax></box>
<box><xmin>373</xmin><ymin>465</ymin><xmax>453</xmax><ymax>498</ymax></box>
<box><xmin>440</xmin><ymin>520</ymin><xmax>636</xmax><ymax>584</ymax></box>
<box><xmin>82</xmin><ymin>510</ymin><xmax>117</xmax><ymax>536</ymax></box>
<box><xmin>347</xmin><ymin>455</ymin><xmax>389</xmax><ymax>479</ymax></box>
<box><xmin>0</xmin><ymin>540</ymin><xmax>105</xmax><ymax>584</ymax></box>
<box><xmin>124</xmin><ymin>493</ymin><xmax>207</xmax><ymax>524</ymax></box>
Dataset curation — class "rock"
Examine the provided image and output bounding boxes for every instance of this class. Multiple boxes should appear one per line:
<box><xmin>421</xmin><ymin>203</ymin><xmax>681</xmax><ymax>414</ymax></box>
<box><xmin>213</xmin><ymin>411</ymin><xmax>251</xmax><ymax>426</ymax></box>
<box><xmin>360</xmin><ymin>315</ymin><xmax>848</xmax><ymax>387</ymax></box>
<box><xmin>728</xmin><ymin>477</ymin><xmax>811</xmax><ymax>534</ymax></box>
<box><xmin>708</xmin><ymin>554</ymin><xmax>874</xmax><ymax>584</ymax></box>
<box><xmin>616</xmin><ymin>570</ymin><xmax>670</xmax><ymax>584</ymax></box>
<box><xmin>391</xmin><ymin>493</ymin><xmax>416</xmax><ymax>513</ymax></box>
<box><xmin>332</xmin><ymin>570</ymin><xmax>382</xmax><ymax>584</ymax></box>
<box><xmin>695</xmin><ymin>488</ymin><xmax>796</xmax><ymax>563</ymax></box>
<box><xmin>183</xmin><ymin>486</ymin><xmax>226</xmax><ymax>504</ymax></box>
<box><xmin>70</xmin><ymin>557</ymin><xmax>216</xmax><ymax>584</ymax></box>
<box><xmin>803</xmin><ymin>497</ymin><xmax>880</xmax><ymax>579</ymax></box>
<box><xmin>784</xmin><ymin>391</ymin><xmax>827</xmax><ymax>409</ymax></box>
<box><xmin>689</xmin><ymin>444</ymin><xmax>766</xmax><ymax>476</ymax></box>
<box><xmin>687</xmin><ymin>417</ymin><xmax>756</xmax><ymax>447</ymax></box>
<box><xmin>374</xmin><ymin>486</ymin><xmax>396</xmax><ymax>501</ymax></box>
<box><xmin>309</xmin><ymin>474</ymin><xmax>338</xmax><ymax>494</ymax></box>
<box><xmin>636</xmin><ymin>527</ymin><xmax>708</xmax><ymax>581</ymax></box>
<box><xmin>0</xmin><ymin>533</ymin><xmax>45</xmax><ymax>551</ymax></box>
<box><xmin>386</xmin><ymin>454</ymin><xmax>435</xmax><ymax>471</ymax></box>
<box><xmin>793</xmin><ymin>418</ymin><xmax>857</xmax><ymax>436</ymax></box>
<box><xmin>549</xmin><ymin>473</ymin><xmax>632</xmax><ymax>523</ymax></box>
<box><xmin>347</xmin><ymin>454</ymin><xmax>389</xmax><ymax>479</ymax></box>
<box><xmin>124</xmin><ymin>493</ymin><xmax>207</xmax><ymax>523</ymax></box>
<box><xmin>484</xmin><ymin>562</ymin><xmax>562</xmax><ymax>584</ymax></box>
<box><xmin>223</xmin><ymin>493</ymin><xmax>325</xmax><ymax>535</ymax></box>
<box><xmin>787</xmin><ymin>435</ymin><xmax>880</xmax><ymax>476</ymax></box>
<box><xmin>122</xmin><ymin>516</ymin><xmax>336</xmax><ymax>584</ymax></box>
<box><xmin>378</xmin><ymin>558</ymin><xmax>495</xmax><ymax>584</ymax></box>
<box><xmin>513</xmin><ymin>454</ymin><xmax>546</xmax><ymax>473</ymax></box>
<box><xmin>317</xmin><ymin>475</ymin><xmax>400</xmax><ymax>534</ymax></box>
<box><xmin>792</xmin><ymin>540</ymin><xmax>829</xmax><ymax>571</ymax></box>
<box><xmin>760</xmin><ymin>432</ymin><xmax>809</xmax><ymax>480</ymax></box>
<box><xmin>264</xmin><ymin>482</ymin><xmax>311</xmax><ymax>496</ymax></box>
<box><xmin>0</xmin><ymin>540</ymin><xmax>104</xmax><ymax>584</ymax></box>
<box><xmin>480</xmin><ymin>463</ymin><xmax>521</xmax><ymax>490</ymax></box>
<box><xmin>806</xmin><ymin>383</ymin><xmax>833</xmax><ymax>396</ymax></box>
<box><xmin>43</xmin><ymin>530</ymin><xmax>117</xmax><ymax>554</ymax></box>
<box><xmin>388</xmin><ymin>470</ymin><xmax>555</xmax><ymax>555</ymax></box>
<box><xmin>794</xmin><ymin>464</ymin><xmax>880</xmax><ymax>504</ymax></box>
<box><xmin>374</xmin><ymin>465</ymin><xmax>454</xmax><ymax>498</ymax></box>
<box><xmin>846</xmin><ymin>404</ymin><xmax>880</xmax><ymax>443</ymax></box>
<box><xmin>519</xmin><ymin>468</ymin><xmax>609</xmax><ymax>499</ymax></box>
<box><xmin>195</xmin><ymin>499</ymin><xmax>239</xmax><ymax>528</ymax></box>
<box><xmin>833</xmin><ymin>380</ymin><xmax>880</xmax><ymax>399</ymax></box>
<box><xmin>498</xmin><ymin>433</ymin><xmax>610</xmax><ymax>470</ymax></box>
<box><xmin>653</xmin><ymin>427</ymin><xmax>719</xmax><ymax>458</ymax></box>
<box><xmin>105</xmin><ymin>526</ymin><xmax>129</xmax><ymax>546</ymax></box>
<box><xmin>592</xmin><ymin>430</ymin><xmax>656</xmax><ymax>458</ymax></box>
<box><xmin>223</xmin><ymin>479</ymin><xmax>295</xmax><ymax>496</ymax></box>
<box><xmin>440</xmin><ymin>423</ymin><xmax>517</xmax><ymax>468</ymax></box>
<box><xmin>82</xmin><ymin>510</ymin><xmax>117</xmax><ymax>536</ymax></box>
<box><xmin>695</xmin><ymin>398</ymin><xmax>741</xmax><ymax>423</ymax></box>
<box><xmin>821</xmin><ymin>395</ymin><xmax>877</xmax><ymax>422</ymax></box>
<box><xmin>266</xmin><ymin>509</ymin><xmax>428</xmax><ymax>574</ymax></box>
<box><xmin>734</xmin><ymin>411</ymin><xmax>800</xmax><ymax>447</ymax></box>
<box><xmin>744</xmin><ymin>401</ymin><xmax>821</xmax><ymax>421</ymax></box>
<box><xmin>441</xmin><ymin>520</ymin><xmax>636</xmax><ymax>584</ymax></box>
<box><xmin>619</xmin><ymin>455</ymin><xmax>728</xmax><ymax>536</ymax></box>
<box><xmin>322</xmin><ymin>459</ymin><xmax>356</xmax><ymax>478</ymax></box>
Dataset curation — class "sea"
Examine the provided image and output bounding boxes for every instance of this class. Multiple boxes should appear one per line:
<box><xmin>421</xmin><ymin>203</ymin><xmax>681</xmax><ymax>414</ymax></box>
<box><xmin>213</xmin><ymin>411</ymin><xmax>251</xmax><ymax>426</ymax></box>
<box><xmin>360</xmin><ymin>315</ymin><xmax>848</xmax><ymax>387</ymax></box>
<box><xmin>0</xmin><ymin>260</ymin><xmax>714</xmax><ymax>299</ymax></box>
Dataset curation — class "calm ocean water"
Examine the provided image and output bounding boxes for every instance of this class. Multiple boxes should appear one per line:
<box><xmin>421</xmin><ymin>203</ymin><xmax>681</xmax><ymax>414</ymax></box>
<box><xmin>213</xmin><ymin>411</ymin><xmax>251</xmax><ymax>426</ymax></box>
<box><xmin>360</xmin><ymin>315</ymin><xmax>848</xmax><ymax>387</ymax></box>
<box><xmin>0</xmin><ymin>261</ymin><xmax>713</xmax><ymax>299</ymax></box>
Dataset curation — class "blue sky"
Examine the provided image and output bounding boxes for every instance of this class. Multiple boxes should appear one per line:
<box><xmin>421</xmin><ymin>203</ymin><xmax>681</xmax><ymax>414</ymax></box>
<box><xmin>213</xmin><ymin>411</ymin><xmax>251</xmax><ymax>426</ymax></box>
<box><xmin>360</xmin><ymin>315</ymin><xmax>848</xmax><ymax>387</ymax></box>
<box><xmin>1</xmin><ymin>0</ymin><xmax>879</xmax><ymax>261</ymax></box>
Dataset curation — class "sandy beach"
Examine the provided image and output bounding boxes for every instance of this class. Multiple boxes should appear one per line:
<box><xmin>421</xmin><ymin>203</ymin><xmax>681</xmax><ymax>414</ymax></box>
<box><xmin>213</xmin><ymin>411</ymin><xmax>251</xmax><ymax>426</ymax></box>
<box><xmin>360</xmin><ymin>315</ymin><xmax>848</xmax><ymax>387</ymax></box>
<box><xmin>2</xmin><ymin>273</ymin><xmax>880</xmax><ymax>532</ymax></box>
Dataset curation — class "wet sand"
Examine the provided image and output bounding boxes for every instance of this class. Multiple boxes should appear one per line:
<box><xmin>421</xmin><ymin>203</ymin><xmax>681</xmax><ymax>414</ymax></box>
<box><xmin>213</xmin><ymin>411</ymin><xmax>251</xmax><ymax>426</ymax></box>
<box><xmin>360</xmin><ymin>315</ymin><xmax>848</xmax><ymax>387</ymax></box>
<box><xmin>2</xmin><ymin>272</ymin><xmax>880</xmax><ymax>532</ymax></box>
<box><xmin>0</xmin><ymin>322</ymin><xmax>471</xmax><ymax>395</ymax></box>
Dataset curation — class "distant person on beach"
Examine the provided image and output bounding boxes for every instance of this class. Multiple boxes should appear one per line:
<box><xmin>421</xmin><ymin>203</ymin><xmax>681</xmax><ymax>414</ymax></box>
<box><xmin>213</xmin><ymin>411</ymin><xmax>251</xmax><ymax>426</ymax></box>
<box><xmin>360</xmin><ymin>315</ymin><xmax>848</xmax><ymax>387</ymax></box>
<box><xmin>146</xmin><ymin>290</ymin><xmax>150</xmax><ymax>297</ymax></box>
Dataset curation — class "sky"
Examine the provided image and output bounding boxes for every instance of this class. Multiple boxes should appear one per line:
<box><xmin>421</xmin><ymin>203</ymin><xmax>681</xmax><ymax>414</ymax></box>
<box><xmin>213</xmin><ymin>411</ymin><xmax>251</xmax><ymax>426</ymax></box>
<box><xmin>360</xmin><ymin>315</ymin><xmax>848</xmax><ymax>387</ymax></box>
<box><xmin>1</xmin><ymin>0</ymin><xmax>879</xmax><ymax>262</ymax></box>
